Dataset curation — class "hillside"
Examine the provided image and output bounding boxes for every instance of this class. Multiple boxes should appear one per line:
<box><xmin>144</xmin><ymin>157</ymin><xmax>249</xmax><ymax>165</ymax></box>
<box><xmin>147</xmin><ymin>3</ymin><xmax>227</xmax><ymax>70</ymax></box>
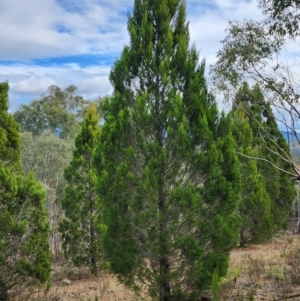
<box><xmin>20</xmin><ymin>234</ymin><xmax>300</xmax><ymax>301</ymax></box>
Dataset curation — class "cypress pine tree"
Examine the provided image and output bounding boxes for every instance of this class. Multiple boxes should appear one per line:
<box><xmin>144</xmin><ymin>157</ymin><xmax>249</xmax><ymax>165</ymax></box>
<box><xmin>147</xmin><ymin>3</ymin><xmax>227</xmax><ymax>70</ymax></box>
<box><xmin>94</xmin><ymin>1</ymin><xmax>240</xmax><ymax>300</ymax></box>
<box><xmin>234</xmin><ymin>83</ymin><xmax>296</xmax><ymax>232</ymax></box>
<box><xmin>59</xmin><ymin>104</ymin><xmax>102</xmax><ymax>276</ymax></box>
<box><xmin>0</xmin><ymin>82</ymin><xmax>50</xmax><ymax>300</ymax></box>
<box><xmin>232</xmin><ymin>108</ymin><xmax>272</xmax><ymax>246</ymax></box>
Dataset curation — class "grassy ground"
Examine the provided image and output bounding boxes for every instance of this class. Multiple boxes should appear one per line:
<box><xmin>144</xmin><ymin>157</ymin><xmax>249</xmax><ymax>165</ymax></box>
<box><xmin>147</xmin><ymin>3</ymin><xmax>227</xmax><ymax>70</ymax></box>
<box><xmin>221</xmin><ymin>234</ymin><xmax>300</xmax><ymax>300</ymax></box>
<box><xmin>15</xmin><ymin>234</ymin><xmax>300</xmax><ymax>301</ymax></box>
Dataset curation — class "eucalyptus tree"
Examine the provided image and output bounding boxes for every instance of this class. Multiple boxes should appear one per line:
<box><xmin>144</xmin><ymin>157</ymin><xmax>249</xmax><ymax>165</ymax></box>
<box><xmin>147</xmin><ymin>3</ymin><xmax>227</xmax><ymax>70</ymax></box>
<box><xmin>14</xmin><ymin>85</ymin><xmax>88</xmax><ymax>140</ymax></box>
<box><xmin>0</xmin><ymin>82</ymin><xmax>50</xmax><ymax>300</ymax></box>
<box><xmin>20</xmin><ymin>132</ymin><xmax>74</xmax><ymax>253</ymax></box>
<box><xmin>60</xmin><ymin>105</ymin><xmax>102</xmax><ymax>275</ymax></box>
<box><xmin>211</xmin><ymin>0</ymin><xmax>300</xmax><ymax>180</ymax></box>
<box><xmin>259</xmin><ymin>0</ymin><xmax>300</xmax><ymax>37</ymax></box>
<box><xmin>94</xmin><ymin>0</ymin><xmax>241</xmax><ymax>300</ymax></box>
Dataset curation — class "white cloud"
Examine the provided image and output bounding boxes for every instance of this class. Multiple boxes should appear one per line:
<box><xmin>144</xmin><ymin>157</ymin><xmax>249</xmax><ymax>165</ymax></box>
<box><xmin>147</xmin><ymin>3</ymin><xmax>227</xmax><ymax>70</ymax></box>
<box><xmin>0</xmin><ymin>0</ymin><xmax>263</xmax><ymax>61</ymax></box>
<box><xmin>0</xmin><ymin>0</ymin><xmax>129</xmax><ymax>60</ymax></box>
<box><xmin>15</xmin><ymin>77</ymin><xmax>57</xmax><ymax>94</ymax></box>
<box><xmin>79</xmin><ymin>76</ymin><xmax>112</xmax><ymax>100</ymax></box>
<box><xmin>188</xmin><ymin>0</ymin><xmax>264</xmax><ymax>66</ymax></box>
<box><xmin>0</xmin><ymin>63</ymin><xmax>112</xmax><ymax>110</ymax></box>
<box><xmin>1</xmin><ymin>0</ymin><xmax>293</xmax><ymax>111</ymax></box>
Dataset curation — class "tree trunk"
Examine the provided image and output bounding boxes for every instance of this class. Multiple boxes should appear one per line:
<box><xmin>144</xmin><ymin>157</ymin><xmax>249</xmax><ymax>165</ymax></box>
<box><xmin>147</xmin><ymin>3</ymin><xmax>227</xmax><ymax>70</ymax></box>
<box><xmin>0</xmin><ymin>277</ymin><xmax>8</xmax><ymax>301</ymax></box>
<box><xmin>159</xmin><ymin>256</ymin><xmax>171</xmax><ymax>301</ymax></box>
<box><xmin>89</xmin><ymin>159</ymin><xmax>97</xmax><ymax>276</ymax></box>
<box><xmin>90</xmin><ymin>222</ymin><xmax>97</xmax><ymax>276</ymax></box>
<box><xmin>240</xmin><ymin>226</ymin><xmax>246</xmax><ymax>247</ymax></box>
<box><xmin>158</xmin><ymin>178</ymin><xmax>170</xmax><ymax>301</ymax></box>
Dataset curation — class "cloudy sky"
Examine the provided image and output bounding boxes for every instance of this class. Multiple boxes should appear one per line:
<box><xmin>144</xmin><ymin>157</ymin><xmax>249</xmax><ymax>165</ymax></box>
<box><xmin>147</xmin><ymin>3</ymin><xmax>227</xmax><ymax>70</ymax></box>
<box><xmin>0</xmin><ymin>0</ymin><xmax>264</xmax><ymax>111</ymax></box>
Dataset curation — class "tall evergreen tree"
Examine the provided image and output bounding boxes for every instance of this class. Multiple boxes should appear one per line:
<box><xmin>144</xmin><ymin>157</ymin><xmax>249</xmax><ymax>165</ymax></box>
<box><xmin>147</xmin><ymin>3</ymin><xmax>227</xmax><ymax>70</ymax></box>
<box><xmin>0</xmin><ymin>82</ymin><xmax>51</xmax><ymax>300</ymax></box>
<box><xmin>94</xmin><ymin>1</ymin><xmax>240</xmax><ymax>300</ymax></box>
<box><xmin>232</xmin><ymin>107</ymin><xmax>272</xmax><ymax>246</ymax></box>
<box><xmin>211</xmin><ymin>16</ymin><xmax>300</xmax><ymax>181</ymax></box>
<box><xmin>234</xmin><ymin>83</ymin><xmax>296</xmax><ymax>232</ymax></box>
<box><xmin>59</xmin><ymin>105</ymin><xmax>102</xmax><ymax>276</ymax></box>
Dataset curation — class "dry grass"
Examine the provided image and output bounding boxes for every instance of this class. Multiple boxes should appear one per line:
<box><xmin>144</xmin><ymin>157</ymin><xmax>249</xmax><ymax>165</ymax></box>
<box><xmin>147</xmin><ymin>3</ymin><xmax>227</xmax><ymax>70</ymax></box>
<box><xmin>13</xmin><ymin>258</ymin><xmax>148</xmax><ymax>301</ymax></box>
<box><xmin>29</xmin><ymin>275</ymin><xmax>142</xmax><ymax>301</ymax></box>
<box><xmin>220</xmin><ymin>234</ymin><xmax>300</xmax><ymax>300</ymax></box>
<box><xmin>12</xmin><ymin>234</ymin><xmax>300</xmax><ymax>301</ymax></box>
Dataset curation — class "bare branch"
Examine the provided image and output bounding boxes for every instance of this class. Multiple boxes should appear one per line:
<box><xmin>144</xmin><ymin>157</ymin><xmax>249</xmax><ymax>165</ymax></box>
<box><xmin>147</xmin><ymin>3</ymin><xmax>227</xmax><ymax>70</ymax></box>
<box><xmin>236</xmin><ymin>151</ymin><xmax>297</xmax><ymax>178</ymax></box>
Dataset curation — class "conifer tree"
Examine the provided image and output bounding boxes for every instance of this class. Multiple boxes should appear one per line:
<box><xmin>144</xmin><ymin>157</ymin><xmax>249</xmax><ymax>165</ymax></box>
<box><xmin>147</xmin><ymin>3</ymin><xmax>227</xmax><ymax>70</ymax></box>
<box><xmin>94</xmin><ymin>1</ymin><xmax>241</xmax><ymax>300</ymax></box>
<box><xmin>234</xmin><ymin>83</ymin><xmax>296</xmax><ymax>232</ymax></box>
<box><xmin>60</xmin><ymin>104</ymin><xmax>102</xmax><ymax>275</ymax></box>
<box><xmin>0</xmin><ymin>82</ymin><xmax>50</xmax><ymax>300</ymax></box>
<box><xmin>232</xmin><ymin>107</ymin><xmax>272</xmax><ymax>246</ymax></box>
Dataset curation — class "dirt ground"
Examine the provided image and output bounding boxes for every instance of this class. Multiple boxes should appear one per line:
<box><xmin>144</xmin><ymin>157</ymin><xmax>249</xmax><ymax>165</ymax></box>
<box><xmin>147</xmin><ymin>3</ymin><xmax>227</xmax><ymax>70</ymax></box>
<box><xmin>15</xmin><ymin>234</ymin><xmax>300</xmax><ymax>301</ymax></box>
<box><xmin>222</xmin><ymin>234</ymin><xmax>300</xmax><ymax>300</ymax></box>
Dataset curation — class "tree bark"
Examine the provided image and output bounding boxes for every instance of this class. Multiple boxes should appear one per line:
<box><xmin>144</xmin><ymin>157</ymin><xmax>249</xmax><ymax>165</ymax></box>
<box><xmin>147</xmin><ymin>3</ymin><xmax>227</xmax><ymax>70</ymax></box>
<box><xmin>240</xmin><ymin>226</ymin><xmax>246</xmax><ymax>247</ymax></box>
<box><xmin>158</xmin><ymin>176</ymin><xmax>170</xmax><ymax>301</ymax></box>
<box><xmin>90</xmin><ymin>222</ymin><xmax>97</xmax><ymax>276</ymax></box>
<box><xmin>159</xmin><ymin>255</ymin><xmax>171</xmax><ymax>301</ymax></box>
<box><xmin>89</xmin><ymin>157</ymin><xmax>97</xmax><ymax>276</ymax></box>
<box><xmin>0</xmin><ymin>277</ymin><xmax>8</xmax><ymax>301</ymax></box>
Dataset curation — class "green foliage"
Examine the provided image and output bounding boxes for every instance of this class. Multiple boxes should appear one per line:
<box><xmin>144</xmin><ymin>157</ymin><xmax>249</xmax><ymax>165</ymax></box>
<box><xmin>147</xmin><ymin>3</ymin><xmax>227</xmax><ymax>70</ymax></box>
<box><xmin>221</xmin><ymin>264</ymin><xmax>241</xmax><ymax>285</ymax></box>
<box><xmin>60</xmin><ymin>105</ymin><xmax>102</xmax><ymax>276</ymax></box>
<box><xmin>212</xmin><ymin>269</ymin><xmax>222</xmax><ymax>301</ymax></box>
<box><xmin>212</xmin><ymin>7</ymin><xmax>298</xmax><ymax>233</ymax></box>
<box><xmin>94</xmin><ymin>1</ymin><xmax>241</xmax><ymax>300</ymax></box>
<box><xmin>265</xmin><ymin>263</ymin><xmax>285</xmax><ymax>281</ymax></box>
<box><xmin>232</xmin><ymin>91</ymin><xmax>273</xmax><ymax>245</ymax></box>
<box><xmin>211</xmin><ymin>20</ymin><xmax>283</xmax><ymax>102</ymax></box>
<box><xmin>0</xmin><ymin>82</ymin><xmax>51</xmax><ymax>300</ymax></box>
<box><xmin>20</xmin><ymin>131</ymin><xmax>74</xmax><ymax>189</ymax></box>
<box><xmin>233</xmin><ymin>83</ymin><xmax>295</xmax><ymax>234</ymax></box>
<box><xmin>259</xmin><ymin>0</ymin><xmax>300</xmax><ymax>37</ymax></box>
<box><xmin>248</xmin><ymin>291</ymin><xmax>255</xmax><ymax>301</ymax></box>
<box><xmin>14</xmin><ymin>85</ymin><xmax>88</xmax><ymax>140</ymax></box>
<box><xmin>211</xmin><ymin>7</ymin><xmax>300</xmax><ymax>184</ymax></box>
<box><xmin>20</xmin><ymin>131</ymin><xmax>74</xmax><ymax>253</ymax></box>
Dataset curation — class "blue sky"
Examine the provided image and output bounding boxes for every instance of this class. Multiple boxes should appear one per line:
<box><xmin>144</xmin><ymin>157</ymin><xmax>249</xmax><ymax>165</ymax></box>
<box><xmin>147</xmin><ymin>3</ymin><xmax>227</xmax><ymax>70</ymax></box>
<box><xmin>0</xmin><ymin>0</ymin><xmax>265</xmax><ymax>111</ymax></box>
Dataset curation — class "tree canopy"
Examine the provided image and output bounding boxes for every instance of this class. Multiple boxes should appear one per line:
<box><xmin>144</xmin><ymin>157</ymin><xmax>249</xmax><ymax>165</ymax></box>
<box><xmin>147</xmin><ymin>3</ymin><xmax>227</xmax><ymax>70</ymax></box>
<box><xmin>259</xmin><ymin>0</ymin><xmax>300</xmax><ymax>37</ymax></box>
<box><xmin>14</xmin><ymin>85</ymin><xmax>88</xmax><ymax>140</ymax></box>
<box><xmin>94</xmin><ymin>0</ymin><xmax>241</xmax><ymax>300</ymax></box>
<box><xmin>0</xmin><ymin>82</ymin><xmax>51</xmax><ymax>300</ymax></box>
<box><xmin>60</xmin><ymin>104</ymin><xmax>103</xmax><ymax>275</ymax></box>
<box><xmin>232</xmin><ymin>104</ymin><xmax>272</xmax><ymax>246</ymax></box>
<box><xmin>211</xmin><ymin>4</ymin><xmax>300</xmax><ymax>180</ymax></box>
<box><xmin>20</xmin><ymin>131</ymin><xmax>74</xmax><ymax>253</ymax></box>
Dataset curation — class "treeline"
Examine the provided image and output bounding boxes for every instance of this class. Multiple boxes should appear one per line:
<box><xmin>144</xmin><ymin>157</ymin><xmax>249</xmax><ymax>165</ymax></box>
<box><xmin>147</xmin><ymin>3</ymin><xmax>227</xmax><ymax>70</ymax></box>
<box><xmin>0</xmin><ymin>0</ymin><xmax>299</xmax><ymax>300</ymax></box>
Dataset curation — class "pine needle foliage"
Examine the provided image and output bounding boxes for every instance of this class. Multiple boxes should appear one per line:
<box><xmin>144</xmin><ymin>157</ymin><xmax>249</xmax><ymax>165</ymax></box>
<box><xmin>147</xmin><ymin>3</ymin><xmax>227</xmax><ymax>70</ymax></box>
<box><xmin>0</xmin><ymin>82</ymin><xmax>51</xmax><ymax>300</ymax></box>
<box><xmin>232</xmin><ymin>106</ymin><xmax>272</xmax><ymax>246</ymax></box>
<box><xmin>94</xmin><ymin>1</ymin><xmax>241</xmax><ymax>300</ymax></box>
<box><xmin>60</xmin><ymin>104</ymin><xmax>102</xmax><ymax>276</ymax></box>
<box><xmin>233</xmin><ymin>83</ymin><xmax>296</xmax><ymax>233</ymax></box>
